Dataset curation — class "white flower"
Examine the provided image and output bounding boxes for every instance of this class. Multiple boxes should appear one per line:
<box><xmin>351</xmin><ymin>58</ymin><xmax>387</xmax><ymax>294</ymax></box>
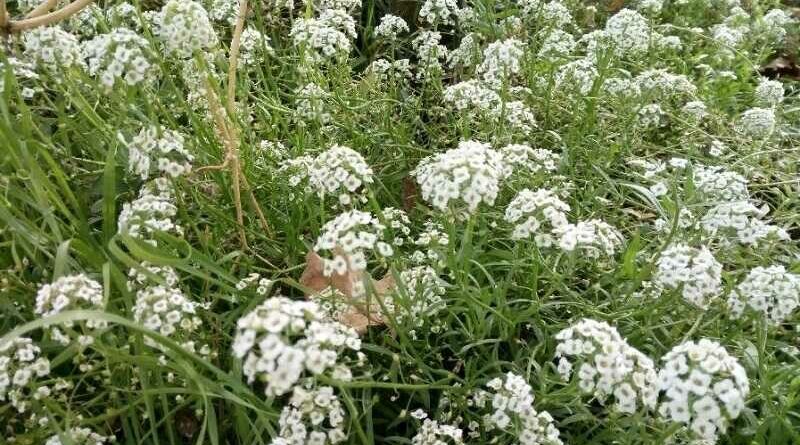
<box><xmin>657</xmin><ymin>339</ymin><xmax>749</xmax><ymax>443</ymax></box>
<box><xmin>133</xmin><ymin>285</ymin><xmax>204</xmax><ymax>352</ymax></box>
<box><xmin>603</xmin><ymin>9</ymin><xmax>654</xmax><ymax>58</ymax></box>
<box><xmin>700</xmin><ymin>200</ymin><xmax>788</xmax><ymax>247</ymax></box>
<box><xmin>555</xmin><ymin>319</ymin><xmax>658</xmax><ymax>413</ymax></box>
<box><xmin>413</xmin><ymin>140</ymin><xmax>507</xmax><ymax>213</ymax></box>
<box><xmin>654</xmin><ymin>244</ymin><xmax>722</xmax><ymax>309</ymax></box>
<box><xmin>728</xmin><ymin>265</ymin><xmax>800</xmax><ymax>325</ymax></box>
<box><xmin>556</xmin><ymin>219</ymin><xmax>624</xmax><ymax>258</ymax></box>
<box><xmin>23</xmin><ymin>27</ymin><xmax>85</xmax><ymax>72</ymax></box>
<box><xmin>477</xmin><ymin>38</ymin><xmax>526</xmax><ymax>88</ymax></box>
<box><xmin>473</xmin><ymin>372</ymin><xmax>562</xmax><ymax>444</ymax></box>
<box><xmin>239</xmin><ymin>27</ymin><xmax>275</xmax><ymax>68</ymax></box>
<box><xmin>374</xmin><ymin>14</ymin><xmax>409</xmax><ymax>41</ymax></box>
<box><xmin>412</xmin><ymin>31</ymin><xmax>448</xmax><ymax>80</ymax></box>
<box><xmin>505</xmin><ymin>188</ymin><xmax>570</xmax><ymax>243</ymax></box>
<box><xmin>272</xmin><ymin>384</ymin><xmax>348</xmax><ymax>445</ymax></box>
<box><xmin>754</xmin><ymin>78</ymin><xmax>784</xmax><ymax>107</ymax></box>
<box><xmin>35</xmin><ymin>274</ymin><xmax>106</xmax><ymax>343</ymax></box>
<box><xmin>118</xmin><ymin>180</ymin><xmax>183</xmax><ymax>242</ymax></box>
<box><xmin>233</xmin><ymin>297</ymin><xmax>361</xmax><ymax>397</ymax></box>
<box><xmin>0</xmin><ymin>338</ymin><xmax>51</xmax><ymax>413</ymax></box>
<box><xmin>125</xmin><ymin>126</ymin><xmax>193</xmax><ymax>180</ymax></box>
<box><xmin>45</xmin><ymin>427</ymin><xmax>108</xmax><ymax>445</ymax></box>
<box><xmin>280</xmin><ymin>145</ymin><xmax>373</xmax><ymax>204</ymax></box>
<box><xmin>538</xmin><ymin>29</ymin><xmax>576</xmax><ymax>60</ymax></box>
<box><xmin>155</xmin><ymin>0</ymin><xmax>218</xmax><ymax>58</ymax></box>
<box><xmin>290</xmin><ymin>12</ymin><xmax>354</xmax><ymax>65</ymax></box>
<box><xmin>738</xmin><ymin>107</ymin><xmax>776</xmax><ymax>138</ymax></box>
<box><xmin>418</xmin><ymin>0</ymin><xmax>459</xmax><ymax>26</ymax></box>
<box><xmin>82</xmin><ymin>28</ymin><xmax>158</xmax><ymax>91</ymax></box>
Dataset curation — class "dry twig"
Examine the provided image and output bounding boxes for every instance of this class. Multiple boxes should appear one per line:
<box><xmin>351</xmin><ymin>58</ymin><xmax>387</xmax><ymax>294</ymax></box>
<box><xmin>1</xmin><ymin>0</ymin><xmax>94</xmax><ymax>34</ymax></box>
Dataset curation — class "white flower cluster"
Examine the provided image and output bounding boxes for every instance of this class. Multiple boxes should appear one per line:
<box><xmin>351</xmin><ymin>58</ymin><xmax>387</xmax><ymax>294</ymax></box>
<box><xmin>477</xmin><ymin>39</ymin><xmax>525</xmax><ymax>88</ymax></box>
<box><xmin>118</xmin><ymin>180</ymin><xmax>183</xmax><ymax>242</ymax></box>
<box><xmin>411</xmin><ymin>221</ymin><xmax>450</xmax><ymax>267</ymax></box>
<box><xmin>700</xmin><ymin>201</ymin><xmax>789</xmax><ymax>247</ymax></box>
<box><xmin>290</xmin><ymin>13</ymin><xmax>354</xmax><ymax>65</ymax></box>
<box><xmin>127</xmin><ymin>262</ymin><xmax>181</xmax><ymax>292</ymax></box>
<box><xmin>22</xmin><ymin>26</ymin><xmax>85</xmax><ymax>72</ymax></box>
<box><xmin>557</xmin><ymin>219</ymin><xmax>624</xmax><ymax>258</ymax></box>
<box><xmin>366</xmin><ymin>58</ymin><xmax>413</xmax><ymax>83</ymax></box>
<box><xmin>504</xmin><ymin>188</ymin><xmax>570</xmax><ymax>243</ymax></box>
<box><xmin>657</xmin><ymin>340</ymin><xmax>749</xmax><ymax>443</ymax></box>
<box><xmin>281</xmin><ymin>145</ymin><xmax>373</xmax><ymax>206</ymax></box>
<box><xmin>738</xmin><ymin>107</ymin><xmax>776</xmax><ymax>138</ymax></box>
<box><xmin>388</xmin><ymin>266</ymin><xmax>447</xmax><ymax>337</ymax></box>
<box><xmin>692</xmin><ymin>165</ymin><xmax>749</xmax><ymax>202</ymax></box>
<box><xmin>411</xmin><ymin>416</ymin><xmax>464</xmax><ymax>445</ymax></box>
<box><xmin>448</xmin><ymin>33</ymin><xmax>481</xmax><ymax>68</ymax></box>
<box><xmin>82</xmin><ymin>27</ymin><xmax>158</xmax><ymax>91</ymax></box>
<box><xmin>419</xmin><ymin>0</ymin><xmax>458</xmax><ymax>26</ymax></box>
<box><xmin>208</xmin><ymin>0</ymin><xmax>238</xmax><ymax>24</ymax></box>
<box><xmin>132</xmin><ymin>285</ymin><xmax>203</xmax><ymax>350</ymax></box>
<box><xmin>754</xmin><ymin>78</ymin><xmax>784</xmax><ymax>107</ymax></box>
<box><xmin>272</xmin><ymin>385</ymin><xmax>347</xmax><ymax>445</ymax></box>
<box><xmin>499</xmin><ymin>144</ymin><xmax>559</xmax><ymax>176</ymax></box>
<box><xmin>35</xmin><ymin>274</ymin><xmax>106</xmax><ymax>344</ymax></box>
<box><xmin>413</xmin><ymin>140</ymin><xmax>506</xmax><ymax>213</ymax></box>
<box><xmin>45</xmin><ymin>427</ymin><xmax>109</xmax><ymax>445</ymax></box>
<box><xmin>727</xmin><ymin>265</ymin><xmax>800</xmax><ymax>325</ymax></box>
<box><xmin>442</xmin><ymin>80</ymin><xmax>501</xmax><ymax>114</ymax></box>
<box><xmin>634</xmin><ymin>69</ymin><xmax>697</xmax><ymax>100</ymax></box>
<box><xmin>239</xmin><ymin>28</ymin><xmax>275</xmax><ymax>68</ymax></box>
<box><xmin>538</xmin><ymin>29</ymin><xmax>576</xmax><ymax>60</ymax></box>
<box><xmin>155</xmin><ymin>0</ymin><xmax>218</xmax><ymax>58</ymax></box>
<box><xmin>0</xmin><ymin>57</ymin><xmax>40</xmax><ymax>99</ymax></box>
<box><xmin>232</xmin><ymin>297</ymin><xmax>361</xmax><ymax>396</ymax></box>
<box><xmin>602</xmin><ymin>9</ymin><xmax>654</xmax><ymax>58</ymax></box>
<box><xmin>412</xmin><ymin>31</ymin><xmax>448</xmax><ymax>80</ymax></box>
<box><xmin>472</xmin><ymin>372</ymin><xmax>562</xmax><ymax>445</ymax></box>
<box><xmin>654</xmin><ymin>244</ymin><xmax>722</xmax><ymax>309</ymax></box>
<box><xmin>374</xmin><ymin>14</ymin><xmax>409</xmax><ymax>41</ymax></box>
<box><xmin>554</xmin><ymin>58</ymin><xmax>597</xmax><ymax>95</ymax></box>
<box><xmin>293</xmin><ymin>82</ymin><xmax>332</xmax><ymax>124</ymax></box>
<box><xmin>0</xmin><ymin>337</ymin><xmax>51</xmax><ymax>413</ymax></box>
<box><xmin>555</xmin><ymin>319</ymin><xmax>658</xmax><ymax>414</ymax></box>
<box><xmin>235</xmin><ymin>272</ymin><xmax>274</xmax><ymax>296</ymax></box>
<box><xmin>125</xmin><ymin>126</ymin><xmax>193</xmax><ymax>180</ymax></box>
<box><xmin>314</xmin><ymin>210</ymin><xmax>398</xmax><ymax>294</ymax></box>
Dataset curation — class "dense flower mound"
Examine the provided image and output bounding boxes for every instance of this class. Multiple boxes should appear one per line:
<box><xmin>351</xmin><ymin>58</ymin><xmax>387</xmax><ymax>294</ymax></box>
<box><xmin>654</xmin><ymin>244</ymin><xmax>723</xmax><ymax>309</ymax></box>
<box><xmin>657</xmin><ymin>339</ymin><xmax>749</xmax><ymax>443</ymax></box>
<box><xmin>554</xmin><ymin>319</ymin><xmax>658</xmax><ymax>414</ymax></box>
<box><xmin>727</xmin><ymin>265</ymin><xmax>800</xmax><ymax>325</ymax></box>
<box><xmin>4</xmin><ymin>0</ymin><xmax>800</xmax><ymax>441</ymax></box>
<box><xmin>413</xmin><ymin>141</ymin><xmax>506</xmax><ymax>213</ymax></box>
<box><xmin>232</xmin><ymin>297</ymin><xmax>362</xmax><ymax>397</ymax></box>
<box><xmin>471</xmin><ymin>372</ymin><xmax>562</xmax><ymax>445</ymax></box>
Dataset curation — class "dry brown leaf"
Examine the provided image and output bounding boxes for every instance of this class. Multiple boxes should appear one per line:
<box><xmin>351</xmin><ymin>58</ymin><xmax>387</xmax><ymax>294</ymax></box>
<box><xmin>402</xmin><ymin>176</ymin><xmax>420</xmax><ymax>213</ymax></box>
<box><xmin>299</xmin><ymin>251</ymin><xmax>397</xmax><ymax>334</ymax></box>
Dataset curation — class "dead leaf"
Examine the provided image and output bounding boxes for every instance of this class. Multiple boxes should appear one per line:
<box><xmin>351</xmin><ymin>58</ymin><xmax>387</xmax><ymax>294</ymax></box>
<box><xmin>607</xmin><ymin>0</ymin><xmax>625</xmax><ymax>12</ymax></box>
<box><xmin>299</xmin><ymin>251</ymin><xmax>397</xmax><ymax>334</ymax></box>
<box><xmin>402</xmin><ymin>176</ymin><xmax>420</xmax><ymax>213</ymax></box>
